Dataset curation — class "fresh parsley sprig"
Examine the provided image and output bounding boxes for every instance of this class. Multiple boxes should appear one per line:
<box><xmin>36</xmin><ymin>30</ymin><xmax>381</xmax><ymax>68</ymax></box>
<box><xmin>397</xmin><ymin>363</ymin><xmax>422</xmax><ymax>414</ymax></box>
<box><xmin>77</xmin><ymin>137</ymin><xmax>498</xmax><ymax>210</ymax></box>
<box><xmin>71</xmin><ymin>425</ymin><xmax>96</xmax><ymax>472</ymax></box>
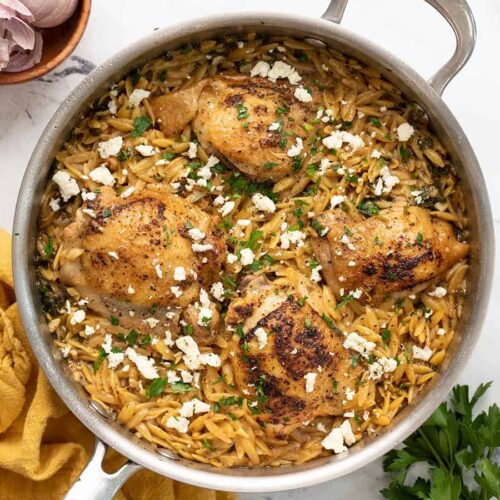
<box><xmin>381</xmin><ymin>382</ymin><xmax>500</xmax><ymax>500</ymax></box>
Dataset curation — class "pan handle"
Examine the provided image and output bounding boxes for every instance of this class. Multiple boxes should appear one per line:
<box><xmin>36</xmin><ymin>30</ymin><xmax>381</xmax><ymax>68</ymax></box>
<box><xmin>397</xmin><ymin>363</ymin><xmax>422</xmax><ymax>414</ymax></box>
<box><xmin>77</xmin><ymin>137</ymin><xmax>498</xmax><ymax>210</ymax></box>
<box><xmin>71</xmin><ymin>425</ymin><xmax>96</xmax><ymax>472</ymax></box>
<box><xmin>321</xmin><ymin>0</ymin><xmax>477</xmax><ymax>96</ymax></box>
<box><xmin>63</xmin><ymin>439</ymin><xmax>142</xmax><ymax>500</ymax></box>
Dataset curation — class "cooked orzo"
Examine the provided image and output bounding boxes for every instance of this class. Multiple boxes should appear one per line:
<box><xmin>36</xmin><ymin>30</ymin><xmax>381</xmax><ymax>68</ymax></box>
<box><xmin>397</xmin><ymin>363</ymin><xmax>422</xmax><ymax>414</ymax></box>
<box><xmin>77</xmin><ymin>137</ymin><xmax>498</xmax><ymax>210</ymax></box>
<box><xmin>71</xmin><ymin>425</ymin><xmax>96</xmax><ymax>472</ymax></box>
<box><xmin>36</xmin><ymin>33</ymin><xmax>469</xmax><ymax>467</ymax></box>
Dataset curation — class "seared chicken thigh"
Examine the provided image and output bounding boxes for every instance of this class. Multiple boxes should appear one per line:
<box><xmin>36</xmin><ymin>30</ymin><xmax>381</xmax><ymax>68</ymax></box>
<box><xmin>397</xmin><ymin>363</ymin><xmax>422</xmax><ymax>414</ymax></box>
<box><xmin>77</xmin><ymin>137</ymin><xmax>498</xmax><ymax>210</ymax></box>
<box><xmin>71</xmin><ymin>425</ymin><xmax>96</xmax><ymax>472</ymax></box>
<box><xmin>226</xmin><ymin>276</ymin><xmax>361</xmax><ymax>437</ymax></box>
<box><xmin>313</xmin><ymin>206</ymin><xmax>469</xmax><ymax>303</ymax></box>
<box><xmin>151</xmin><ymin>76</ymin><xmax>318</xmax><ymax>182</ymax></box>
<box><xmin>59</xmin><ymin>187</ymin><xmax>225</xmax><ymax>339</ymax></box>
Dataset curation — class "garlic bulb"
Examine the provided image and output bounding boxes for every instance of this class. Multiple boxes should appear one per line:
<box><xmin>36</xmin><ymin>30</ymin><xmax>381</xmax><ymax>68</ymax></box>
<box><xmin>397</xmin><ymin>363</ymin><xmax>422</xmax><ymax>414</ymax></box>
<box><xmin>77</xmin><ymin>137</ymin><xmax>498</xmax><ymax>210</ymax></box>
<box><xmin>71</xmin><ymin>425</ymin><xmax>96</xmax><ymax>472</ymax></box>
<box><xmin>20</xmin><ymin>0</ymin><xmax>78</xmax><ymax>28</ymax></box>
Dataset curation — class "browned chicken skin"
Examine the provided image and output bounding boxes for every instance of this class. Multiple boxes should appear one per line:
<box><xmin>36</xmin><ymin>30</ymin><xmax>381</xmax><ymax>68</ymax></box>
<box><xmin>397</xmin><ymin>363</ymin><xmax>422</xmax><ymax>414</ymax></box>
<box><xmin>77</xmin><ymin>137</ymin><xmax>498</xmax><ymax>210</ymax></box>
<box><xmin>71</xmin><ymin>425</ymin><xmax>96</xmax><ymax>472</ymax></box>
<box><xmin>313</xmin><ymin>206</ymin><xmax>469</xmax><ymax>303</ymax></box>
<box><xmin>59</xmin><ymin>187</ymin><xmax>225</xmax><ymax>339</ymax></box>
<box><xmin>151</xmin><ymin>76</ymin><xmax>319</xmax><ymax>182</ymax></box>
<box><xmin>226</xmin><ymin>277</ymin><xmax>361</xmax><ymax>437</ymax></box>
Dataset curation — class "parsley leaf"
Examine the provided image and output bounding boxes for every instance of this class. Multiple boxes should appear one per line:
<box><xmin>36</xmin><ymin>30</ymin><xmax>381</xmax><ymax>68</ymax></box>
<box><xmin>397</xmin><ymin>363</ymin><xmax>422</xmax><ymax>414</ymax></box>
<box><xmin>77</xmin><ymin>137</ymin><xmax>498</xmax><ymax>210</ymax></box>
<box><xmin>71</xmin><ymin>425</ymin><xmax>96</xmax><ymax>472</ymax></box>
<box><xmin>146</xmin><ymin>377</ymin><xmax>168</xmax><ymax>399</ymax></box>
<box><xmin>131</xmin><ymin>116</ymin><xmax>152</xmax><ymax>137</ymax></box>
<box><xmin>381</xmin><ymin>382</ymin><xmax>500</xmax><ymax>500</ymax></box>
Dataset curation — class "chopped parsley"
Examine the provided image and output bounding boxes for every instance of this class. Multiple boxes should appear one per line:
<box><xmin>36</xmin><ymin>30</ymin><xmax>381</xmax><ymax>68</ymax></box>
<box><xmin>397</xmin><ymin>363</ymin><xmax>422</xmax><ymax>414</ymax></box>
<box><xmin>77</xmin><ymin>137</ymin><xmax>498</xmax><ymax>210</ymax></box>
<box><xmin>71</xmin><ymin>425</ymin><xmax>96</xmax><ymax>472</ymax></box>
<box><xmin>381</xmin><ymin>328</ymin><xmax>391</xmax><ymax>345</ymax></box>
<box><xmin>170</xmin><ymin>382</ymin><xmax>195</xmax><ymax>393</ymax></box>
<box><xmin>92</xmin><ymin>347</ymin><xmax>106</xmax><ymax>372</ymax></box>
<box><xmin>146</xmin><ymin>377</ymin><xmax>168</xmax><ymax>399</ymax></box>
<box><xmin>263</xmin><ymin>161</ymin><xmax>278</xmax><ymax>170</ymax></box>
<box><xmin>369</xmin><ymin>117</ymin><xmax>382</xmax><ymax>127</ymax></box>
<box><xmin>110</xmin><ymin>316</ymin><xmax>119</xmax><ymax>326</ymax></box>
<box><xmin>416</xmin><ymin>232</ymin><xmax>424</xmax><ymax>247</ymax></box>
<box><xmin>336</xmin><ymin>294</ymin><xmax>354</xmax><ymax>309</ymax></box>
<box><xmin>358</xmin><ymin>199</ymin><xmax>380</xmax><ymax>216</ymax></box>
<box><xmin>43</xmin><ymin>237</ymin><xmax>55</xmax><ymax>258</ymax></box>
<box><xmin>131</xmin><ymin>116</ymin><xmax>152</xmax><ymax>137</ymax></box>
<box><xmin>235</xmin><ymin>103</ymin><xmax>249</xmax><ymax>120</ymax></box>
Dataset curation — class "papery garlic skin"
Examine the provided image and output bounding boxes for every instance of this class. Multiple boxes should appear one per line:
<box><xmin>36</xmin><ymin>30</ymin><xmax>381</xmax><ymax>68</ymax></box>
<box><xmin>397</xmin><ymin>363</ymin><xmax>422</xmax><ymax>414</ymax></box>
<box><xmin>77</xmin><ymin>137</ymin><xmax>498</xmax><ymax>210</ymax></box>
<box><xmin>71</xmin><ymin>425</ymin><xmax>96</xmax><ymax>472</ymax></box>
<box><xmin>21</xmin><ymin>0</ymin><xmax>78</xmax><ymax>28</ymax></box>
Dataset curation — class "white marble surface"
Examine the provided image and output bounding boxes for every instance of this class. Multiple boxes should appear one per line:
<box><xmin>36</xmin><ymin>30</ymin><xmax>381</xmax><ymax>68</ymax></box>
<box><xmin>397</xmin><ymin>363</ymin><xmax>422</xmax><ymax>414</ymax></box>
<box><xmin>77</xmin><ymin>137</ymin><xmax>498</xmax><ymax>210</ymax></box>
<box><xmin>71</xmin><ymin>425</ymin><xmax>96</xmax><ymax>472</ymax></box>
<box><xmin>0</xmin><ymin>1</ymin><xmax>499</xmax><ymax>498</ymax></box>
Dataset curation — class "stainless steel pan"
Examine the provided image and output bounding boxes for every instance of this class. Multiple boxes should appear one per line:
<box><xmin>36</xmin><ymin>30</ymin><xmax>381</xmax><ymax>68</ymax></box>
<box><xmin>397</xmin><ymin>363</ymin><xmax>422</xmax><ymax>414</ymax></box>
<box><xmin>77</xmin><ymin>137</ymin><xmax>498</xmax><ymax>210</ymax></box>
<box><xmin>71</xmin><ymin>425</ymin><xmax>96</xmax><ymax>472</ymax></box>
<box><xmin>12</xmin><ymin>0</ymin><xmax>494</xmax><ymax>498</ymax></box>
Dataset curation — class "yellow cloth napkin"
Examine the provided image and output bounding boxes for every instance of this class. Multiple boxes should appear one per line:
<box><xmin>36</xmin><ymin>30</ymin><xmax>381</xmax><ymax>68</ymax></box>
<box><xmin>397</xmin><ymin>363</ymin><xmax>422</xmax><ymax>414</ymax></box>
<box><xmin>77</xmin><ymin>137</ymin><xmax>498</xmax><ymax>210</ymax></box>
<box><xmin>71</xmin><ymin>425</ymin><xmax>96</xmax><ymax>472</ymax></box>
<box><xmin>0</xmin><ymin>229</ymin><xmax>236</xmax><ymax>500</ymax></box>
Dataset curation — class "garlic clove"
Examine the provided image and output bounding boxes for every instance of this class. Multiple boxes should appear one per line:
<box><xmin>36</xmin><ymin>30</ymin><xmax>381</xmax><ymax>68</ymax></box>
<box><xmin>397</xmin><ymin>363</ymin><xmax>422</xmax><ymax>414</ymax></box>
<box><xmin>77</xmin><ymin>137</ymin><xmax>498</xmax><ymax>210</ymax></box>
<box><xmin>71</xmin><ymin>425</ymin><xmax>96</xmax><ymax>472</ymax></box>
<box><xmin>3</xmin><ymin>16</ymin><xmax>35</xmax><ymax>50</ymax></box>
<box><xmin>4</xmin><ymin>29</ymin><xmax>42</xmax><ymax>72</ymax></box>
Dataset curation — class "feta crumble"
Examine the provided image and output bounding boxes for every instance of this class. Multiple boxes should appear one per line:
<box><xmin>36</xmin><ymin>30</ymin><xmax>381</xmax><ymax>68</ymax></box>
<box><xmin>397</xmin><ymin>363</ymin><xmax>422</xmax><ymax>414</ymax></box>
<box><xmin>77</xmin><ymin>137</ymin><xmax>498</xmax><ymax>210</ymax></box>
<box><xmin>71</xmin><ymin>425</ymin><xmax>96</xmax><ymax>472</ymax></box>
<box><xmin>210</xmin><ymin>282</ymin><xmax>225</xmax><ymax>302</ymax></box>
<box><xmin>343</xmin><ymin>332</ymin><xmax>376</xmax><ymax>358</ymax></box>
<box><xmin>322</xmin><ymin>131</ymin><xmax>364</xmax><ymax>152</ymax></box>
<box><xmin>239</xmin><ymin>248</ymin><xmax>255</xmax><ymax>266</ymax></box>
<box><xmin>188</xmin><ymin>142</ymin><xmax>198</xmax><ymax>159</ymax></box>
<box><xmin>89</xmin><ymin>165</ymin><xmax>115</xmax><ymax>186</ymax></box>
<box><xmin>294</xmin><ymin>86</ymin><xmax>312</xmax><ymax>102</ymax></box>
<box><xmin>412</xmin><ymin>345</ymin><xmax>433</xmax><ymax>361</ymax></box>
<box><xmin>97</xmin><ymin>136</ymin><xmax>123</xmax><ymax>159</ymax></box>
<box><xmin>254</xmin><ymin>327</ymin><xmax>268</xmax><ymax>350</ymax></box>
<box><xmin>304</xmin><ymin>372</ymin><xmax>317</xmax><ymax>393</ymax></box>
<box><xmin>396</xmin><ymin>122</ymin><xmax>414</xmax><ymax>142</ymax></box>
<box><xmin>252</xmin><ymin>193</ymin><xmax>276</xmax><ymax>213</ymax></box>
<box><xmin>368</xmin><ymin>357</ymin><xmax>398</xmax><ymax>380</ymax></box>
<box><xmin>52</xmin><ymin>171</ymin><xmax>80</xmax><ymax>201</ymax></box>
<box><xmin>330</xmin><ymin>195</ymin><xmax>346</xmax><ymax>209</ymax></box>
<box><xmin>166</xmin><ymin>416</ymin><xmax>189</xmax><ymax>434</ymax></box>
<box><xmin>428</xmin><ymin>286</ymin><xmax>447</xmax><ymax>298</ymax></box>
<box><xmin>373</xmin><ymin>166</ymin><xmax>399</xmax><ymax>196</ymax></box>
<box><xmin>70</xmin><ymin>309</ymin><xmax>86</xmax><ymax>325</ymax></box>
<box><xmin>287</xmin><ymin>137</ymin><xmax>303</xmax><ymax>157</ymax></box>
<box><xmin>135</xmin><ymin>144</ymin><xmax>156</xmax><ymax>156</ymax></box>
<box><xmin>125</xmin><ymin>347</ymin><xmax>158</xmax><ymax>379</ymax></box>
<box><xmin>128</xmin><ymin>89</ymin><xmax>150</xmax><ymax>108</ymax></box>
<box><xmin>173</xmin><ymin>266</ymin><xmax>186</xmax><ymax>282</ymax></box>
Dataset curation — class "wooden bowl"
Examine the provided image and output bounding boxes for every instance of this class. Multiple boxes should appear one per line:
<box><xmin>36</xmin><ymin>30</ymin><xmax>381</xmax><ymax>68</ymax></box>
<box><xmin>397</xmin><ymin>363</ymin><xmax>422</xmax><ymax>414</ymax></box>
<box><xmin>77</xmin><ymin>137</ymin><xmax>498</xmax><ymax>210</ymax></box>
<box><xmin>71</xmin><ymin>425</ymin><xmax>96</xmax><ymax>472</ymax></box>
<box><xmin>0</xmin><ymin>0</ymin><xmax>92</xmax><ymax>85</ymax></box>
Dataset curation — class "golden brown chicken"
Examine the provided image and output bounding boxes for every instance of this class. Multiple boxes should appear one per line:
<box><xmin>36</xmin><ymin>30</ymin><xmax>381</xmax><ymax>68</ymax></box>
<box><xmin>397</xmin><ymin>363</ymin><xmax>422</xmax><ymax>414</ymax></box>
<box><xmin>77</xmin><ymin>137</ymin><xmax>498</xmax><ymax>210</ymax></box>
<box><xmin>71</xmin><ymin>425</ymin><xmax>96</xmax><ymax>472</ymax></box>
<box><xmin>226</xmin><ymin>276</ymin><xmax>361</xmax><ymax>437</ymax></box>
<box><xmin>151</xmin><ymin>76</ymin><xmax>318</xmax><ymax>182</ymax></box>
<box><xmin>59</xmin><ymin>186</ymin><xmax>225</xmax><ymax>340</ymax></box>
<box><xmin>313</xmin><ymin>206</ymin><xmax>469</xmax><ymax>303</ymax></box>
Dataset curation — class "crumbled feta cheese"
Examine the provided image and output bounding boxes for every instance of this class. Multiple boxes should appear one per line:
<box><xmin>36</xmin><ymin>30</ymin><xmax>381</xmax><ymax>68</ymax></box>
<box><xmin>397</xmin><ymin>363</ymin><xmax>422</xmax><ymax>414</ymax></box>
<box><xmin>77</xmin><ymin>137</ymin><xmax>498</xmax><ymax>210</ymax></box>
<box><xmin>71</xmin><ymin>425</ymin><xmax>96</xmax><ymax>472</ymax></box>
<box><xmin>304</xmin><ymin>372</ymin><xmax>317</xmax><ymax>393</ymax></box>
<box><xmin>219</xmin><ymin>200</ymin><xmax>235</xmax><ymax>217</ymax></box>
<box><xmin>322</xmin><ymin>131</ymin><xmax>364</xmax><ymax>152</ymax></box>
<box><xmin>197</xmin><ymin>289</ymin><xmax>213</xmax><ymax>327</ymax></box>
<box><xmin>70</xmin><ymin>309</ymin><xmax>86</xmax><ymax>325</ymax></box>
<box><xmin>428</xmin><ymin>286</ymin><xmax>447</xmax><ymax>298</ymax></box>
<box><xmin>294</xmin><ymin>86</ymin><xmax>312</xmax><ymax>102</ymax></box>
<box><xmin>128</xmin><ymin>89</ymin><xmax>151</xmax><ymax>108</ymax></box>
<box><xmin>267</xmin><ymin>61</ymin><xmax>301</xmax><ymax>85</ymax></box>
<box><xmin>287</xmin><ymin>137</ymin><xmax>303</xmax><ymax>157</ymax></box>
<box><xmin>318</xmin><ymin>158</ymin><xmax>331</xmax><ymax>175</ymax></box>
<box><xmin>343</xmin><ymin>332</ymin><xmax>376</xmax><ymax>358</ymax></box>
<box><xmin>49</xmin><ymin>198</ymin><xmax>60</xmax><ymax>212</ymax></box>
<box><xmin>125</xmin><ymin>347</ymin><xmax>158</xmax><ymax>379</ymax></box>
<box><xmin>371</xmin><ymin>149</ymin><xmax>381</xmax><ymax>158</ymax></box>
<box><xmin>250</xmin><ymin>61</ymin><xmax>271</xmax><ymax>78</ymax></box>
<box><xmin>210</xmin><ymin>282</ymin><xmax>225</xmax><ymax>302</ymax></box>
<box><xmin>164</xmin><ymin>330</ymin><xmax>174</xmax><ymax>347</ymax></box>
<box><xmin>154</xmin><ymin>263</ymin><xmax>163</xmax><ymax>279</ymax></box>
<box><xmin>254</xmin><ymin>327</ymin><xmax>268</xmax><ymax>350</ymax></box>
<box><xmin>236</xmin><ymin>219</ymin><xmax>251</xmax><ymax>227</ymax></box>
<box><xmin>97</xmin><ymin>136</ymin><xmax>123</xmax><ymax>159</ymax></box>
<box><xmin>345</xmin><ymin>387</ymin><xmax>355</xmax><ymax>401</ymax></box>
<box><xmin>252</xmin><ymin>193</ymin><xmax>276</xmax><ymax>213</ymax></box>
<box><xmin>373</xmin><ymin>166</ymin><xmax>400</xmax><ymax>196</ymax></box>
<box><xmin>170</xmin><ymin>286</ymin><xmax>182</xmax><ymax>298</ymax></box>
<box><xmin>89</xmin><ymin>165</ymin><xmax>115</xmax><ymax>186</ymax></box>
<box><xmin>179</xmin><ymin>398</ymin><xmax>211</xmax><ymax>418</ymax></box>
<box><xmin>175</xmin><ymin>335</ymin><xmax>221</xmax><ymax>370</ymax></box>
<box><xmin>351</xmin><ymin>288</ymin><xmax>362</xmax><ymax>300</ymax></box>
<box><xmin>340</xmin><ymin>234</ymin><xmax>356</xmax><ymax>251</ymax></box>
<box><xmin>107</xmin><ymin>251</ymin><xmax>119</xmax><ymax>260</ymax></box>
<box><xmin>397</xmin><ymin>122</ymin><xmax>414</xmax><ymax>142</ymax></box>
<box><xmin>127</xmin><ymin>285</ymin><xmax>135</xmax><ymax>294</ymax></box>
<box><xmin>436</xmin><ymin>328</ymin><xmax>446</xmax><ymax>336</ymax></box>
<box><xmin>166</xmin><ymin>416</ymin><xmax>189</xmax><ymax>433</ymax></box>
<box><xmin>84</xmin><ymin>325</ymin><xmax>95</xmax><ymax>336</ymax></box>
<box><xmin>135</xmin><ymin>144</ymin><xmax>156</xmax><ymax>156</ymax></box>
<box><xmin>227</xmin><ymin>253</ymin><xmax>238</xmax><ymax>264</ymax></box>
<box><xmin>188</xmin><ymin>142</ymin><xmax>198</xmax><ymax>159</ymax></box>
<box><xmin>52</xmin><ymin>171</ymin><xmax>80</xmax><ymax>201</ymax></box>
<box><xmin>167</xmin><ymin>371</ymin><xmax>180</xmax><ymax>384</ymax></box>
<box><xmin>316</xmin><ymin>423</ymin><xmax>327</xmax><ymax>433</ymax></box>
<box><xmin>310</xmin><ymin>265</ymin><xmax>323</xmax><ymax>283</ymax></box>
<box><xmin>280</xmin><ymin>223</ymin><xmax>306</xmax><ymax>249</ymax></box>
<box><xmin>174</xmin><ymin>266</ymin><xmax>186</xmax><ymax>282</ymax></box>
<box><xmin>239</xmin><ymin>248</ymin><xmax>255</xmax><ymax>266</ymax></box>
<box><xmin>330</xmin><ymin>195</ymin><xmax>346</xmax><ymax>209</ymax></box>
<box><xmin>340</xmin><ymin>420</ymin><xmax>356</xmax><ymax>446</ymax></box>
<box><xmin>192</xmin><ymin>243</ymin><xmax>213</xmax><ymax>252</ymax></box>
<box><xmin>412</xmin><ymin>345</ymin><xmax>433</xmax><ymax>361</ymax></box>
<box><xmin>120</xmin><ymin>186</ymin><xmax>135</xmax><ymax>198</ymax></box>
<box><xmin>108</xmin><ymin>100</ymin><xmax>117</xmax><ymax>115</ymax></box>
<box><xmin>268</xmin><ymin>121</ymin><xmax>280</xmax><ymax>131</ymax></box>
<box><xmin>368</xmin><ymin>357</ymin><xmax>398</xmax><ymax>380</ymax></box>
<box><xmin>145</xmin><ymin>317</ymin><xmax>160</xmax><ymax>329</ymax></box>
<box><xmin>188</xmin><ymin>227</ymin><xmax>206</xmax><ymax>241</ymax></box>
<box><xmin>321</xmin><ymin>427</ymin><xmax>347</xmax><ymax>453</ymax></box>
